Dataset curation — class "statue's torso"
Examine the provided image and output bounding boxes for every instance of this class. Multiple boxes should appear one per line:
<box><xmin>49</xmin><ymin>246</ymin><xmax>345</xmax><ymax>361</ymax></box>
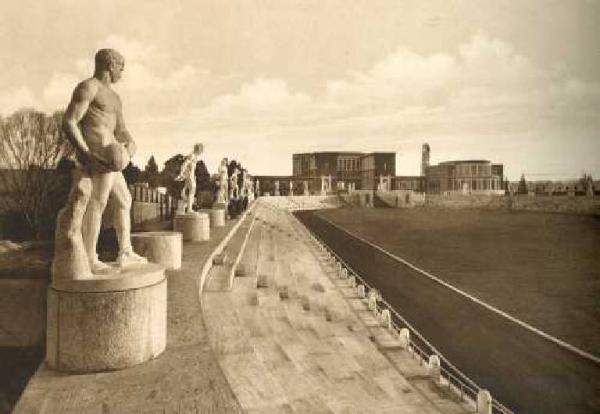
<box><xmin>80</xmin><ymin>81</ymin><xmax>121</xmax><ymax>152</ymax></box>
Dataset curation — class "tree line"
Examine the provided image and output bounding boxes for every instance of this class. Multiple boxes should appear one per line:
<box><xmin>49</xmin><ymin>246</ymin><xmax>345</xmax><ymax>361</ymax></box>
<box><xmin>0</xmin><ymin>108</ymin><xmax>247</xmax><ymax>240</ymax></box>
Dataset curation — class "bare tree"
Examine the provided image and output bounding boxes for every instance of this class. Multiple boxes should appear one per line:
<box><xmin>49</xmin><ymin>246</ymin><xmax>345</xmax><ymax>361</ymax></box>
<box><xmin>0</xmin><ymin>109</ymin><xmax>73</xmax><ymax>240</ymax></box>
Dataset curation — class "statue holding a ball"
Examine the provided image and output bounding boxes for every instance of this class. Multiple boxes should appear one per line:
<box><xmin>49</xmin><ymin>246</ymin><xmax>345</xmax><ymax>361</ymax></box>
<box><xmin>52</xmin><ymin>48</ymin><xmax>146</xmax><ymax>281</ymax></box>
<box><xmin>175</xmin><ymin>143</ymin><xmax>203</xmax><ymax>214</ymax></box>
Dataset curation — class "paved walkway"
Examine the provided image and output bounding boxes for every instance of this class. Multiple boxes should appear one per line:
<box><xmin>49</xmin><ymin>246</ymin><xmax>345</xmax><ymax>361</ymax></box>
<box><xmin>202</xmin><ymin>199</ymin><xmax>473</xmax><ymax>413</ymax></box>
<box><xmin>14</xmin><ymin>220</ymin><xmax>244</xmax><ymax>414</ymax></box>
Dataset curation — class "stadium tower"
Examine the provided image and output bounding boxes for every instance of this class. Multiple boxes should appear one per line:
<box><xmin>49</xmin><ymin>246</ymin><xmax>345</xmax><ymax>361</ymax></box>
<box><xmin>421</xmin><ymin>143</ymin><xmax>430</xmax><ymax>176</ymax></box>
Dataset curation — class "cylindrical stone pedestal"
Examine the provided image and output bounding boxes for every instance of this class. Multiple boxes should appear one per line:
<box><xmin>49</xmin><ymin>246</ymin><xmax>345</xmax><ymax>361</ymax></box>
<box><xmin>209</xmin><ymin>208</ymin><xmax>226</xmax><ymax>227</ymax></box>
<box><xmin>173</xmin><ymin>212</ymin><xmax>210</xmax><ymax>241</ymax></box>
<box><xmin>131</xmin><ymin>231</ymin><xmax>182</xmax><ymax>270</ymax></box>
<box><xmin>47</xmin><ymin>263</ymin><xmax>167</xmax><ymax>372</ymax></box>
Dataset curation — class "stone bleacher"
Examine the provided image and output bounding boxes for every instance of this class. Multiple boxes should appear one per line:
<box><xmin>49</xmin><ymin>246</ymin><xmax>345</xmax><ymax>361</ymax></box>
<box><xmin>202</xmin><ymin>199</ymin><xmax>474</xmax><ymax>413</ymax></box>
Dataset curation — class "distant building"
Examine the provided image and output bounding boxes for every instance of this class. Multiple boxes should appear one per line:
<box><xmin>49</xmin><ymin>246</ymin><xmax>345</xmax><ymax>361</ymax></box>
<box><xmin>292</xmin><ymin>151</ymin><xmax>395</xmax><ymax>191</ymax></box>
<box><xmin>359</xmin><ymin>152</ymin><xmax>396</xmax><ymax>190</ymax></box>
<box><xmin>425</xmin><ymin>160</ymin><xmax>505</xmax><ymax>194</ymax></box>
<box><xmin>393</xmin><ymin>176</ymin><xmax>425</xmax><ymax>192</ymax></box>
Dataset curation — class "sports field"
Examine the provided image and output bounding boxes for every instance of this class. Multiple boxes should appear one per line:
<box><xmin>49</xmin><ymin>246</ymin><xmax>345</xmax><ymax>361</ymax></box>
<box><xmin>317</xmin><ymin>207</ymin><xmax>600</xmax><ymax>356</ymax></box>
<box><xmin>297</xmin><ymin>207</ymin><xmax>600</xmax><ymax>413</ymax></box>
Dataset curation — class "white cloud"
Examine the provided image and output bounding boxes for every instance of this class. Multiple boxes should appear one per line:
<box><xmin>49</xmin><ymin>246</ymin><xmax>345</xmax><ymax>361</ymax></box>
<box><xmin>2</xmin><ymin>32</ymin><xmax>598</xmax><ymax>179</ymax></box>
<box><xmin>170</xmin><ymin>32</ymin><xmax>600</xmax><ymax>177</ymax></box>
<box><xmin>0</xmin><ymin>87</ymin><xmax>39</xmax><ymax>114</ymax></box>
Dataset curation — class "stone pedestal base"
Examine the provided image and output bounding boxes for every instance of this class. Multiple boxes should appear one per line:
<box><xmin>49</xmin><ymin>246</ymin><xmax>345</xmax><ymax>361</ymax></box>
<box><xmin>47</xmin><ymin>263</ymin><xmax>167</xmax><ymax>372</ymax></box>
<box><xmin>173</xmin><ymin>212</ymin><xmax>210</xmax><ymax>241</ymax></box>
<box><xmin>209</xmin><ymin>208</ymin><xmax>226</xmax><ymax>227</ymax></box>
<box><xmin>131</xmin><ymin>231</ymin><xmax>182</xmax><ymax>270</ymax></box>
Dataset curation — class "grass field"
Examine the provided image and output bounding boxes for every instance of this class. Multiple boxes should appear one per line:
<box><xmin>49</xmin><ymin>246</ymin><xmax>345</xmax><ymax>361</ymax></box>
<box><xmin>318</xmin><ymin>207</ymin><xmax>600</xmax><ymax>356</ymax></box>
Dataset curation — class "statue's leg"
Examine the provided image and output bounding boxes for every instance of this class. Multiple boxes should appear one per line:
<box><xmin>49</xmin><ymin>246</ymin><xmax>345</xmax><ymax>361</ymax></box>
<box><xmin>110</xmin><ymin>173</ymin><xmax>147</xmax><ymax>266</ymax></box>
<box><xmin>187</xmin><ymin>179</ymin><xmax>196</xmax><ymax>212</ymax></box>
<box><xmin>109</xmin><ymin>172</ymin><xmax>133</xmax><ymax>253</ymax></box>
<box><xmin>51</xmin><ymin>167</ymin><xmax>93</xmax><ymax>281</ymax></box>
<box><xmin>82</xmin><ymin>170</ymin><xmax>115</xmax><ymax>270</ymax></box>
<box><xmin>180</xmin><ymin>185</ymin><xmax>187</xmax><ymax>210</ymax></box>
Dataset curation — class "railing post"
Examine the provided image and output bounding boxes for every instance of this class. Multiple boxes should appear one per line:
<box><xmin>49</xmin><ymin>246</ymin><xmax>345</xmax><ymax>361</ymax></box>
<box><xmin>348</xmin><ymin>275</ymin><xmax>356</xmax><ymax>288</ymax></box>
<box><xmin>398</xmin><ymin>328</ymin><xmax>410</xmax><ymax>349</ymax></box>
<box><xmin>477</xmin><ymin>389</ymin><xmax>493</xmax><ymax>414</ymax></box>
<box><xmin>428</xmin><ymin>354</ymin><xmax>441</xmax><ymax>383</ymax></box>
<box><xmin>357</xmin><ymin>284</ymin><xmax>365</xmax><ymax>299</ymax></box>
<box><xmin>381</xmin><ymin>309</ymin><xmax>392</xmax><ymax>330</ymax></box>
<box><xmin>367</xmin><ymin>291</ymin><xmax>377</xmax><ymax>312</ymax></box>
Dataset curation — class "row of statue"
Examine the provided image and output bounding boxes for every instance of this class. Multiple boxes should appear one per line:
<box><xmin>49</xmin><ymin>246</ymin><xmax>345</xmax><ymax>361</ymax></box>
<box><xmin>174</xmin><ymin>150</ymin><xmax>258</xmax><ymax>214</ymax></box>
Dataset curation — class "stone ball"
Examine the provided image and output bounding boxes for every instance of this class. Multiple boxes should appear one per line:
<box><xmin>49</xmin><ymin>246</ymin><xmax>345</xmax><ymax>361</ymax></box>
<box><xmin>102</xmin><ymin>142</ymin><xmax>130</xmax><ymax>172</ymax></box>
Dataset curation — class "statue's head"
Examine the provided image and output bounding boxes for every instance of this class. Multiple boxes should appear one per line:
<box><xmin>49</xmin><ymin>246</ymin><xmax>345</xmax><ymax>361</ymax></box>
<box><xmin>95</xmin><ymin>49</ymin><xmax>125</xmax><ymax>83</ymax></box>
<box><xmin>193</xmin><ymin>143</ymin><xmax>203</xmax><ymax>156</ymax></box>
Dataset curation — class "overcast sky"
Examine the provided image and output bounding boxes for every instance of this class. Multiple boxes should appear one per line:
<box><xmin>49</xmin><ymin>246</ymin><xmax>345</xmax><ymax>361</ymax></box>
<box><xmin>1</xmin><ymin>0</ymin><xmax>598</xmax><ymax>179</ymax></box>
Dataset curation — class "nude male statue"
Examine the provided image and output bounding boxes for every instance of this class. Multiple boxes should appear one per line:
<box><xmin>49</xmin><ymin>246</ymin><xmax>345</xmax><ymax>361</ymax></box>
<box><xmin>216</xmin><ymin>157</ymin><xmax>229</xmax><ymax>205</ymax></box>
<box><xmin>229</xmin><ymin>168</ymin><xmax>240</xmax><ymax>200</ymax></box>
<box><xmin>175</xmin><ymin>143</ymin><xmax>203</xmax><ymax>213</ymax></box>
<box><xmin>57</xmin><ymin>48</ymin><xmax>146</xmax><ymax>276</ymax></box>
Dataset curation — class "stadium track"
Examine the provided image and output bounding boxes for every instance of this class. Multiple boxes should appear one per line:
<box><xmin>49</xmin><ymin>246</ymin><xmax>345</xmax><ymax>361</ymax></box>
<box><xmin>295</xmin><ymin>209</ymin><xmax>600</xmax><ymax>414</ymax></box>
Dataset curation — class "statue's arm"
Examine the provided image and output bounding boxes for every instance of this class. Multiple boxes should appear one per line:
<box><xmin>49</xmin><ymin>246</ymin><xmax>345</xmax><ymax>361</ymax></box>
<box><xmin>115</xmin><ymin>97</ymin><xmax>136</xmax><ymax>156</ymax></box>
<box><xmin>175</xmin><ymin>156</ymin><xmax>191</xmax><ymax>181</ymax></box>
<box><xmin>63</xmin><ymin>81</ymin><xmax>97</xmax><ymax>159</ymax></box>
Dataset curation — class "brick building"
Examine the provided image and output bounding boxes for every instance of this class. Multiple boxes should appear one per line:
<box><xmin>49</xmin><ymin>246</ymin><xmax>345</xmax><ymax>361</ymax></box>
<box><xmin>292</xmin><ymin>151</ymin><xmax>396</xmax><ymax>191</ymax></box>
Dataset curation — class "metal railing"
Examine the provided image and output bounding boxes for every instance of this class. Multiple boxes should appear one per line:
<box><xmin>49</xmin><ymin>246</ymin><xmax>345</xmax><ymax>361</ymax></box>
<box><xmin>293</xmin><ymin>216</ymin><xmax>516</xmax><ymax>414</ymax></box>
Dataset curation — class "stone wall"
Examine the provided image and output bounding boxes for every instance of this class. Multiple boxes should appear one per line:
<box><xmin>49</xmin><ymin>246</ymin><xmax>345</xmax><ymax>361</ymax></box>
<box><xmin>341</xmin><ymin>191</ymin><xmax>600</xmax><ymax>215</ymax></box>
<box><xmin>375</xmin><ymin>190</ymin><xmax>426</xmax><ymax>208</ymax></box>
<box><xmin>341</xmin><ymin>190</ymin><xmax>425</xmax><ymax>208</ymax></box>
<box><xmin>0</xmin><ymin>279</ymin><xmax>47</xmax><ymax>346</ymax></box>
<box><xmin>424</xmin><ymin>193</ymin><xmax>600</xmax><ymax>215</ymax></box>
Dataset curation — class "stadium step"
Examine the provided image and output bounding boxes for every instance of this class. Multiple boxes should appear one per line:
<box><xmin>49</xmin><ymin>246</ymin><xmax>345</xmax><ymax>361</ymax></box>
<box><xmin>203</xmin><ymin>200</ymin><xmax>474</xmax><ymax>414</ymax></box>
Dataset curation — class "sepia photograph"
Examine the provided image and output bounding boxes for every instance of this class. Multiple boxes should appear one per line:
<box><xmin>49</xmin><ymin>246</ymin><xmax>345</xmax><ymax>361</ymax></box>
<box><xmin>0</xmin><ymin>1</ymin><xmax>599</xmax><ymax>413</ymax></box>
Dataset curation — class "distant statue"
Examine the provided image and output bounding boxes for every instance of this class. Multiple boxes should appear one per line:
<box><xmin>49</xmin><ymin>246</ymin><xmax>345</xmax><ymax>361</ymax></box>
<box><xmin>229</xmin><ymin>168</ymin><xmax>240</xmax><ymax>200</ymax></box>
<box><xmin>274</xmin><ymin>180</ymin><xmax>280</xmax><ymax>196</ymax></box>
<box><xmin>303</xmin><ymin>180</ymin><xmax>309</xmax><ymax>195</ymax></box>
<box><xmin>175</xmin><ymin>143</ymin><xmax>203</xmax><ymax>213</ymax></box>
<box><xmin>52</xmin><ymin>48</ymin><xmax>146</xmax><ymax>281</ymax></box>
<box><xmin>247</xmin><ymin>177</ymin><xmax>255</xmax><ymax>201</ymax></box>
<box><xmin>255</xmin><ymin>179</ymin><xmax>260</xmax><ymax>196</ymax></box>
<box><xmin>289</xmin><ymin>180</ymin><xmax>294</xmax><ymax>196</ymax></box>
<box><xmin>216</xmin><ymin>157</ymin><xmax>229</xmax><ymax>205</ymax></box>
<box><xmin>584</xmin><ymin>174</ymin><xmax>594</xmax><ymax>197</ymax></box>
<box><xmin>321</xmin><ymin>175</ymin><xmax>331</xmax><ymax>194</ymax></box>
<box><xmin>239</xmin><ymin>169</ymin><xmax>247</xmax><ymax>197</ymax></box>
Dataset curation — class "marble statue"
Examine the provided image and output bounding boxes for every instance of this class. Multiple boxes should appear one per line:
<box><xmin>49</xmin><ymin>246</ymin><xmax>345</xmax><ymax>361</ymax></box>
<box><xmin>585</xmin><ymin>174</ymin><xmax>594</xmax><ymax>197</ymax></box>
<box><xmin>303</xmin><ymin>180</ymin><xmax>309</xmax><ymax>195</ymax></box>
<box><xmin>216</xmin><ymin>157</ymin><xmax>229</xmax><ymax>205</ymax></box>
<box><xmin>247</xmin><ymin>177</ymin><xmax>255</xmax><ymax>201</ymax></box>
<box><xmin>175</xmin><ymin>143</ymin><xmax>203</xmax><ymax>213</ymax></box>
<box><xmin>274</xmin><ymin>180</ymin><xmax>280</xmax><ymax>196</ymax></box>
<box><xmin>52</xmin><ymin>48</ymin><xmax>146</xmax><ymax>280</ymax></box>
<box><xmin>289</xmin><ymin>180</ymin><xmax>294</xmax><ymax>196</ymax></box>
<box><xmin>239</xmin><ymin>169</ymin><xmax>247</xmax><ymax>197</ymax></box>
<box><xmin>321</xmin><ymin>175</ymin><xmax>332</xmax><ymax>195</ymax></box>
<box><xmin>229</xmin><ymin>168</ymin><xmax>240</xmax><ymax>200</ymax></box>
<box><xmin>255</xmin><ymin>179</ymin><xmax>260</xmax><ymax>197</ymax></box>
